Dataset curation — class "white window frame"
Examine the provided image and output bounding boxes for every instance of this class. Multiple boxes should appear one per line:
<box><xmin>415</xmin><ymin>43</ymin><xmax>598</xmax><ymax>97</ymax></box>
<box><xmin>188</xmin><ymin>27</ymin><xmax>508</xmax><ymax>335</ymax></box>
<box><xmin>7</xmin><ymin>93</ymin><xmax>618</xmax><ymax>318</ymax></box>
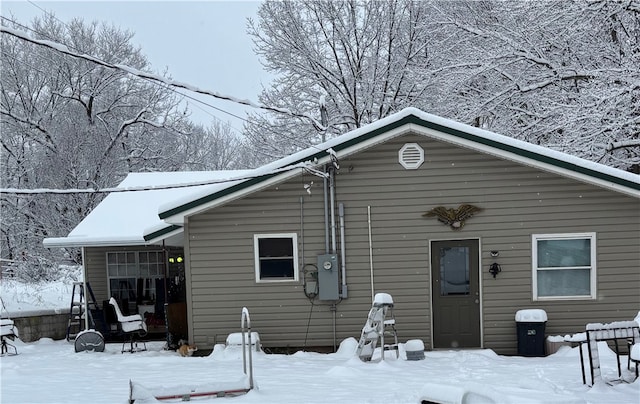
<box><xmin>532</xmin><ymin>232</ymin><xmax>597</xmax><ymax>301</ymax></box>
<box><xmin>254</xmin><ymin>233</ymin><xmax>299</xmax><ymax>283</ymax></box>
<box><xmin>106</xmin><ymin>251</ymin><xmax>165</xmax><ymax>306</ymax></box>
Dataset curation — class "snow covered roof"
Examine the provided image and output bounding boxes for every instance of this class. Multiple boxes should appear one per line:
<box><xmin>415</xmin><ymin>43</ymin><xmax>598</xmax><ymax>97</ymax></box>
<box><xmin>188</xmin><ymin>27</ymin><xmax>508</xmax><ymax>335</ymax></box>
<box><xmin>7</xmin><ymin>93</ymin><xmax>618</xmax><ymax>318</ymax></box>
<box><xmin>159</xmin><ymin>107</ymin><xmax>640</xmax><ymax>224</ymax></box>
<box><xmin>43</xmin><ymin>171</ymin><xmax>251</xmax><ymax>248</ymax></box>
<box><xmin>42</xmin><ymin>108</ymin><xmax>640</xmax><ymax>248</ymax></box>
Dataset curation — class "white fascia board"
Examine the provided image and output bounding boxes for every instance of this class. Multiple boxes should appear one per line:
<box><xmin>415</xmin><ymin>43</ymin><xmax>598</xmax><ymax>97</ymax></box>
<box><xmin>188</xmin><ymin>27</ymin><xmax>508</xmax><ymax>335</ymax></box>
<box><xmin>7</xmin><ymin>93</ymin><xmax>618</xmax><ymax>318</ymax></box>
<box><xmin>43</xmin><ymin>236</ymin><xmax>146</xmax><ymax>248</ymax></box>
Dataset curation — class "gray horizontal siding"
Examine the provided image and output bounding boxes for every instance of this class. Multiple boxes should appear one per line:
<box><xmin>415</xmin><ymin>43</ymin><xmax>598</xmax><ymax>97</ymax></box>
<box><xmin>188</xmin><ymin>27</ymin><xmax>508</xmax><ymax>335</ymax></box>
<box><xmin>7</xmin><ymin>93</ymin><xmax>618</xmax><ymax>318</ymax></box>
<box><xmin>186</xmin><ymin>132</ymin><xmax>640</xmax><ymax>354</ymax></box>
<box><xmin>84</xmin><ymin>247</ymin><xmax>111</xmax><ymax>304</ymax></box>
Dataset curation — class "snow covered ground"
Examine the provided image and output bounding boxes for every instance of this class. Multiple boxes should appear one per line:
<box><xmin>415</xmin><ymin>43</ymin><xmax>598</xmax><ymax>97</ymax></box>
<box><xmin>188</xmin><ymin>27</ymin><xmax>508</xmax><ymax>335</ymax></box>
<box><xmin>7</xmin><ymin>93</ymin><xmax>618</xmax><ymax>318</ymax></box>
<box><xmin>1</xmin><ymin>338</ymin><xmax>639</xmax><ymax>404</ymax></box>
<box><xmin>1</xmin><ymin>265</ymin><xmax>80</xmax><ymax>316</ymax></box>
<box><xmin>1</xmin><ymin>272</ymin><xmax>639</xmax><ymax>404</ymax></box>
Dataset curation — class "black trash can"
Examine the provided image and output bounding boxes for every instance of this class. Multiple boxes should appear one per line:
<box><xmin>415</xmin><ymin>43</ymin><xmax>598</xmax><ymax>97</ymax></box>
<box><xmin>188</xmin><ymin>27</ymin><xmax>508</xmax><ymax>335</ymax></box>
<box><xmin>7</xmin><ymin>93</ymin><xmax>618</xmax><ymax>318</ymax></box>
<box><xmin>515</xmin><ymin>309</ymin><xmax>547</xmax><ymax>357</ymax></box>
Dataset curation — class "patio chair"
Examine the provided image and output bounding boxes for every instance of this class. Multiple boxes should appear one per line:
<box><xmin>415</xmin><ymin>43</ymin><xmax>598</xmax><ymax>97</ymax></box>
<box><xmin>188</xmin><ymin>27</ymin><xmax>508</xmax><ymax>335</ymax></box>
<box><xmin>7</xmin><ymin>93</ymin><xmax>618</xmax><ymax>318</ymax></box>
<box><xmin>1</xmin><ymin>317</ymin><xmax>19</xmax><ymax>356</ymax></box>
<box><xmin>630</xmin><ymin>343</ymin><xmax>640</xmax><ymax>379</ymax></box>
<box><xmin>108</xmin><ymin>297</ymin><xmax>147</xmax><ymax>353</ymax></box>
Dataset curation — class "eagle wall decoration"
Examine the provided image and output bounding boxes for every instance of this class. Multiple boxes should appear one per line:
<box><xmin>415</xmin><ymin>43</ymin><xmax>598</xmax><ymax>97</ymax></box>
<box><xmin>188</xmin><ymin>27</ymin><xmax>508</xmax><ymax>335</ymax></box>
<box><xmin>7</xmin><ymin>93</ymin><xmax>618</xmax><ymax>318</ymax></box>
<box><xmin>422</xmin><ymin>204</ymin><xmax>483</xmax><ymax>230</ymax></box>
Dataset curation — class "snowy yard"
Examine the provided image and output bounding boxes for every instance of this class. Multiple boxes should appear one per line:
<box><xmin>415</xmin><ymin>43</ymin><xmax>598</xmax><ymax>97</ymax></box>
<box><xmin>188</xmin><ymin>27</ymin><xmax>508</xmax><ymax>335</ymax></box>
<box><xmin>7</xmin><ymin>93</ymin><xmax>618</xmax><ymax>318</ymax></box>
<box><xmin>1</xmin><ymin>337</ymin><xmax>639</xmax><ymax>404</ymax></box>
<box><xmin>1</xmin><ymin>274</ymin><xmax>639</xmax><ymax>403</ymax></box>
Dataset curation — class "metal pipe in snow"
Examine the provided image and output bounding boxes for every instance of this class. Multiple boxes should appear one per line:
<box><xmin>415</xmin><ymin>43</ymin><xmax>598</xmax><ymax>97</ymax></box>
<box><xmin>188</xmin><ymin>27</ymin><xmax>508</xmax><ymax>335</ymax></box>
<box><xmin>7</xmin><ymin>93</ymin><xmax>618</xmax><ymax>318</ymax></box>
<box><xmin>300</xmin><ymin>197</ymin><xmax>304</xmax><ymax>264</ymax></box>
<box><xmin>241</xmin><ymin>307</ymin><xmax>254</xmax><ymax>390</ymax></box>
<box><xmin>323</xmin><ymin>176</ymin><xmax>330</xmax><ymax>254</ymax></box>
<box><xmin>153</xmin><ymin>388</ymin><xmax>250</xmax><ymax>402</ymax></box>
<box><xmin>329</xmin><ymin>169</ymin><xmax>337</xmax><ymax>254</ymax></box>
<box><xmin>332</xmin><ymin>304</ymin><xmax>337</xmax><ymax>352</ymax></box>
<box><xmin>368</xmin><ymin>206</ymin><xmax>374</xmax><ymax>302</ymax></box>
<box><xmin>339</xmin><ymin>203</ymin><xmax>347</xmax><ymax>298</ymax></box>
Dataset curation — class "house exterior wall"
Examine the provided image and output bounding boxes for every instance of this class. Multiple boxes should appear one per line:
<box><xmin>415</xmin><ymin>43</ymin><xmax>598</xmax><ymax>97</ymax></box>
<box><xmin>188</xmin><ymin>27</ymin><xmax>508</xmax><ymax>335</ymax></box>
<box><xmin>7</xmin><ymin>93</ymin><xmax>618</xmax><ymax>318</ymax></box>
<box><xmin>185</xmin><ymin>131</ymin><xmax>640</xmax><ymax>354</ymax></box>
<box><xmin>84</xmin><ymin>246</ymin><xmax>113</xmax><ymax>305</ymax></box>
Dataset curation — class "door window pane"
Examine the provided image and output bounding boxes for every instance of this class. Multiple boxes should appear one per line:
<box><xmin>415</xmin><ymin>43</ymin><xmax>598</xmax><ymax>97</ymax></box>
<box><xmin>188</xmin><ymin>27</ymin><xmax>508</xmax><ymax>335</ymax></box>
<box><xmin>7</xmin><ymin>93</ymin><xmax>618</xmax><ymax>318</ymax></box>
<box><xmin>440</xmin><ymin>246</ymin><xmax>470</xmax><ymax>296</ymax></box>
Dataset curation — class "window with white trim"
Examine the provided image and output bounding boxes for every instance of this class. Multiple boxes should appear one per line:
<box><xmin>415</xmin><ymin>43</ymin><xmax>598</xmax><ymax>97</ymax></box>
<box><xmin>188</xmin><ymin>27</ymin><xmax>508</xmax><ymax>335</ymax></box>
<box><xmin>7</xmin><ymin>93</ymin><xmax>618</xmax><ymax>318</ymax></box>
<box><xmin>532</xmin><ymin>233</ymin><xmax>596</xmax><ymax>300</ymax></box>
<box><xmin>254</xmin><ymin>233</ymin><xmax>299</xmax><ymax>282</ymax></box>
<box><xmin>107</xmin><ymin>251</ymin><xmax>164</xmax><ymax>310</ymax></box>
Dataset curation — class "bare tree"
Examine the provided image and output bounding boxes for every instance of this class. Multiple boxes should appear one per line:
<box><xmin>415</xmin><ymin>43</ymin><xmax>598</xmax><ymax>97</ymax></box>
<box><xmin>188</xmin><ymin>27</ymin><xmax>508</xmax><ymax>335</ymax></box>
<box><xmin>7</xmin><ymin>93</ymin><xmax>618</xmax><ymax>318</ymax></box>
<box><xmin>430</xmin><ymin>0</ymin><xmax>640</xmax><ymax>170</ymax></box>
<box><xmin>247</xmin><ymin>0</ymin><xmax>639</xmax><ymax>171</ymax></box>
<box><xmin>1</xmin><ymin>15</ymin><xmax>239</xmax><ymax>278</ymax></box>
<box><xmin>245</xmin><ymin>0</ymin><xmax>435</xmax><ymax>162</ymax></box>
<box><xmin>163</xmin><ymin>120</ymin><xmax>246</xmax><ymax>171</ymax></box>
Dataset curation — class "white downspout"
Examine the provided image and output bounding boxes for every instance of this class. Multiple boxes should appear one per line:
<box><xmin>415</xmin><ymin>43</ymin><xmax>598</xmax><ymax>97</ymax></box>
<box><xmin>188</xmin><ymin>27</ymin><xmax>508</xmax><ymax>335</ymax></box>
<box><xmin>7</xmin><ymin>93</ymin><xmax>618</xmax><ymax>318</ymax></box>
<box><xmin>329</xmin><ymin>167</ymin><xmax>337</xmax><ymax>254</ymax></box>
<box><xmin>323</xmin><ymin>175</ymin><xmax>330</xmax><ymax>253</ymax></box>
<box><xmin>339</xmin><ymin>203</ymin><xmax>347</xmax><ymax>298</ymax></box>
<box><xmin>368</xmin><ymin>206</ymin><xmax>374</xmax><ymax>301</ymax></box>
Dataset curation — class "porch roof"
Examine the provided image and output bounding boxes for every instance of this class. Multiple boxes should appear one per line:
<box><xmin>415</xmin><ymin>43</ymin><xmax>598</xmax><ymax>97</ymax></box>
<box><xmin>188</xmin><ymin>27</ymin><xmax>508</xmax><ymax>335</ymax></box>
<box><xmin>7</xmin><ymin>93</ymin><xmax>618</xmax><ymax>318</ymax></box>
<box><xmin>43</xmin><ymin>170</ymin><xmax>251</xmax><ymax>248</ymax></box>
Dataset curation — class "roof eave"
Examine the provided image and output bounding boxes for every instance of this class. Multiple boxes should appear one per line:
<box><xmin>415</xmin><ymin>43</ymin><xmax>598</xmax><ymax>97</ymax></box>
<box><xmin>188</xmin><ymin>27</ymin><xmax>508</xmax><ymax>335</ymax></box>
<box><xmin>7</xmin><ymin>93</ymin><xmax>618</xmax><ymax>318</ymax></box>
<box><xmin>157</xmin><ymin>112</ymin><xmax>640</xmax><ymax>222</ymax></box>
<box><xmin>158</xmin><ymin>117</ymin><xmax>418</xmax><ymax>223</ymax></box>
<box><xmin>43</xmin><ymin>224</ymin><xmax>184</xmax><ymax>248</ymax></box>
<box><xmin>43</xmin><ymin>237</ymin><xmax>147</xmax><ymax>248</ymax></box>
<box><xmin>161</xmin><ymin>168</ymin><xmax>313</xmax><ymax>225</ymax></box>
<box><xmin>412</xmin><ymin>123</ymin><xmax>640</xmax><ymax>198</ymax></box>
<box><xmin>143</xmin><ymin>224</ymin><xmax>183</xmax><ymax>243</ymax></box>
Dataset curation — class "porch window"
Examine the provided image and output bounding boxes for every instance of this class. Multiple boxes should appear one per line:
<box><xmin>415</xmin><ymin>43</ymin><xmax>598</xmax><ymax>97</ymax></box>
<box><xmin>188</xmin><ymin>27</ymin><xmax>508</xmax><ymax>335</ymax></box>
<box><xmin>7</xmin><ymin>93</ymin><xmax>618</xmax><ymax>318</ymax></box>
<box><xmin>254</xmin><ymin>234</ymin><xmax>299</xmax><ymax>283</ymax></box>
<box><xmin>107</xmin><ymin>251</ymin><xmax>164</xmax><ymax>312</ymax></box>
<box><xmin>532</xmin><ymin>233</ymin><xmax>596</xmax><ymax>300</ymax></box>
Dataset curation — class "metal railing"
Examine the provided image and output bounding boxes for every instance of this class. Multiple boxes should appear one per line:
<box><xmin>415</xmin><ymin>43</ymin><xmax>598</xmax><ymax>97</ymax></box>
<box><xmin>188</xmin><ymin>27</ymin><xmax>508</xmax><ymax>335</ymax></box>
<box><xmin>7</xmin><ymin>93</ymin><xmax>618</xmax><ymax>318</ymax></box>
<box><xmin>241</xmin><ymin>307</ymin><xmax>254</xmax><ymax>390</ymax></box>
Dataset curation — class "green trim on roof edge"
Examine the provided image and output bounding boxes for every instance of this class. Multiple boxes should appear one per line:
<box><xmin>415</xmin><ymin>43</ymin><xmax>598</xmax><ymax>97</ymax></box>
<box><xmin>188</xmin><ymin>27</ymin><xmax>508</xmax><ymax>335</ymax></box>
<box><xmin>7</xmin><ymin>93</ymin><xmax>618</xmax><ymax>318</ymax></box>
<box><xmin>143</xmin><ymin>224</ymin><xmax>182</xmax><ymax>242</ymax></box>
<box><xmin>159</xmin><ymin>113</ymin><xmax>639</xmax><ymax>220</ymax></box>
<box><xmin>412</xmin><ymin>116</ymin><xmax>640</xmax><ymax>191</ymax></box>
<box><xmin>158</xmin><ymin>116</ymin><xmax>413</xmax><ymax>220</ymax></box>
<box><xmin>159</xmin><ymin>173</ymin><xmax>280</xmax><ymax>220</ymax></box>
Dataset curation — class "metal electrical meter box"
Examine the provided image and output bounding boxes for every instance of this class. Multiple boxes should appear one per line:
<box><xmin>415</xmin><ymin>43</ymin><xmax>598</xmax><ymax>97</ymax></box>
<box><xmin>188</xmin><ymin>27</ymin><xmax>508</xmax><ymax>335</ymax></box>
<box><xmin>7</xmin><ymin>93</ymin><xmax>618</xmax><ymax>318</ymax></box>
<box><xmin>317</xmin><ymin>254</ymin><xmax>339</xmax><ymax>300</ymax></box>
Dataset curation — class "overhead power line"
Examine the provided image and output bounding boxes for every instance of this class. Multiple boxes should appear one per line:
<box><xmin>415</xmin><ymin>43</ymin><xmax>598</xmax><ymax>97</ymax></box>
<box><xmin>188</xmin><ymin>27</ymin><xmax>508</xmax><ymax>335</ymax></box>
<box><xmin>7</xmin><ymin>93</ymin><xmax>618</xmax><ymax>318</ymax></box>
<box><xmin>0</xmin><ymin>25</ymin><xmax>326</xmax><ymax>131</ymax></box>
<box><xmin>0</xmin><ymin>14</ymin><xmax>245</xmax><ymax>130</ymax></box>
<box><xmin>0</xmin><ymin>162</ymin><xmax>328</xmax><ymax>196</ymax></box>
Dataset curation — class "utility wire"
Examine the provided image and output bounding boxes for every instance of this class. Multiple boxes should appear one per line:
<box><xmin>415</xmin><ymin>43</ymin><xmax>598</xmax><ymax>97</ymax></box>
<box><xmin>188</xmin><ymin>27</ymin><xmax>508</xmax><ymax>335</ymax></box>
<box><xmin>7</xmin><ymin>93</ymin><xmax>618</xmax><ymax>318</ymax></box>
<box><xmin>0</xmin><ymin>25</ymin><xmax>326</xmax><ymax>131</ymax></box>
<box><xmin>1</xmin><ymin>16</ymin><xmax>332</xmax><ymax>179</ymax></box>
<box><xmin>0</xmin><ymin>163</ymin><xmax>329</xmax><ymax>195</ymax></box>
<box><xmin>0</xmin><ymin>19</ymin><xmax>329</xmax><ymax>153</ymax></box>
<box><xmin>0</xmin><ymin>14</ymin><xmax>244</xmax><ymax>131</ymax></box>
<box><xmin>16</xmin><ymin>3</ymin><xmax>247</xmax><ymax>127</ymax></box>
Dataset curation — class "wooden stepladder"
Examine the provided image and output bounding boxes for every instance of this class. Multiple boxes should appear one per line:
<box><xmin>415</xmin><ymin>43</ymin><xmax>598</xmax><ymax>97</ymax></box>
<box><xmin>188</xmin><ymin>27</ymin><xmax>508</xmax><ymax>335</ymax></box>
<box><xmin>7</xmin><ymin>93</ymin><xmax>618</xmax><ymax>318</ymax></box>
<box><xmin>356</xmin><ymin>293</ymin><xmax>399</xmax><ymax>362</ymax></box>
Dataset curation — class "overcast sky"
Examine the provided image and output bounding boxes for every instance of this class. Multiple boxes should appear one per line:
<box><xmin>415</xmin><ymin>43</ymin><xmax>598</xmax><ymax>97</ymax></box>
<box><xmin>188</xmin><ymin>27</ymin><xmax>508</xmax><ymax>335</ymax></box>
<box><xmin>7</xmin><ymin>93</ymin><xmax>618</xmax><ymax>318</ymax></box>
<box><xmin>2</xmin><ymin>0</ymin><xmax>272</xmax><ymax>132</ymax></box>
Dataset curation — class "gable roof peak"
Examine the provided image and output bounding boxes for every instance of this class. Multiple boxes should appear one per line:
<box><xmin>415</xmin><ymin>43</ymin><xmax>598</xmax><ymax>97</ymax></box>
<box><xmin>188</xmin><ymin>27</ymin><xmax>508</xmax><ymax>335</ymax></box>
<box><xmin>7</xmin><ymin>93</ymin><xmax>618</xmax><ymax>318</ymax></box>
<box><xmin>158</xmin><ymin>108</ymin><xmax>639</xmax><ymax>224</ymax></box>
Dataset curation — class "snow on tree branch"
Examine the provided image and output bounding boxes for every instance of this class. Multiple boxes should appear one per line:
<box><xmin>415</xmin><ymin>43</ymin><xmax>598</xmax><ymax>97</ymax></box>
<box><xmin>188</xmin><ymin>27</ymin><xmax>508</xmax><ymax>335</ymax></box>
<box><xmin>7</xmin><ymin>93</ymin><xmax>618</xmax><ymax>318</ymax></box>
<box><xmin>0</xmin><ymin>25</ymin><xmax>326</xmax><ymax>130</ymax></box>
<box><xmin>608</xmin><ymin>140</ymin><xmax>640</xmax><ymax>152</ymax></box>
<box><xmin>0</xmin><ymin>108</ymin><xmax>48</xmax><ymax>134</ymax></box>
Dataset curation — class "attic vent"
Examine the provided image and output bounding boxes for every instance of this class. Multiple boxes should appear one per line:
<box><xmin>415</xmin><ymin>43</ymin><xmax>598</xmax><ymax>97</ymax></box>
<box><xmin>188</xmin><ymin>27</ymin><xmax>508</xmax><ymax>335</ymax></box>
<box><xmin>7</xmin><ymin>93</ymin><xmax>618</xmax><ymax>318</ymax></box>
<box><xmin>398</xmin><ymin>143</ymin><xmax>424</xmax><ymax>169</ymax></box>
